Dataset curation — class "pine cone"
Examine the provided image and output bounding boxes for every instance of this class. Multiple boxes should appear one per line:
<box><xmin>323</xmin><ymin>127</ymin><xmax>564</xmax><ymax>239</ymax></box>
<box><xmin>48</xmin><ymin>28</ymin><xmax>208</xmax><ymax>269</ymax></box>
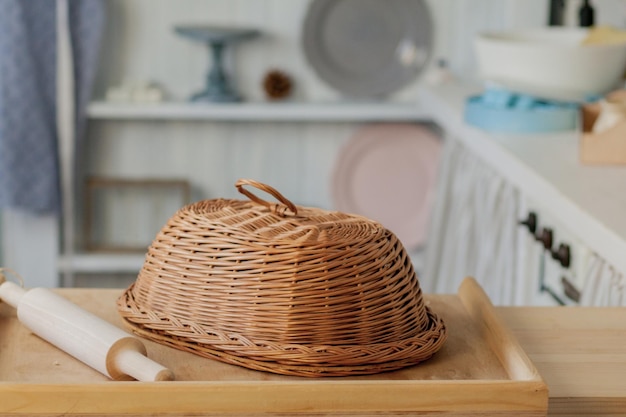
<box><xmin>263</xmin><ymin>70</ymin><xmax>293</xmax><ymax>100</ymax></box>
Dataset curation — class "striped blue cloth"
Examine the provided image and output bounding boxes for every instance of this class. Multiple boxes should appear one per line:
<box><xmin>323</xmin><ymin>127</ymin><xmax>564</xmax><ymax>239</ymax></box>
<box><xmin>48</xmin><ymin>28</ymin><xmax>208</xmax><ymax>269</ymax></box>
<box><xmin>0</xmin><ymin>0</ymin><xmax>105</xmax><ymax>214</ymax></box>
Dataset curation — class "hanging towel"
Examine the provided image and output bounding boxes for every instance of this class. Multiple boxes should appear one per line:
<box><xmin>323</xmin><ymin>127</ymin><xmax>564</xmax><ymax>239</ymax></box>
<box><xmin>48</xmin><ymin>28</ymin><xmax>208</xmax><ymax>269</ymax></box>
<box><xmin>0</xmin><ymin>0</ymin><xmax>104</xmax><ymax>214</ymax></box>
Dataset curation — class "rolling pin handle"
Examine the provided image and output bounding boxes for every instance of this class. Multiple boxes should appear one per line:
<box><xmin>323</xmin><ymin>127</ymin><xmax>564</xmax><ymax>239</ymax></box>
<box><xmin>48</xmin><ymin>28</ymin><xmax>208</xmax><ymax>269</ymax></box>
<box><xmin>110</xmin><ymin>343</ymin><xmax>175</xmax><ymax>382</ymax></box>
<box><xmin>0</xmin><ymin>281</ymin><xmax>26</xmax><ymax>308</ymax></box>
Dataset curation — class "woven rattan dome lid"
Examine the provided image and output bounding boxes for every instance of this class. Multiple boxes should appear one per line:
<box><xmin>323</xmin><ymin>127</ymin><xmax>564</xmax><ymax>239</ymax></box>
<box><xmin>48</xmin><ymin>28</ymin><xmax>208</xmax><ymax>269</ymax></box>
<box><xmin>118</xmin><ymin>179</ymin><xmax>446</xmax><ymax>377</ymax></box>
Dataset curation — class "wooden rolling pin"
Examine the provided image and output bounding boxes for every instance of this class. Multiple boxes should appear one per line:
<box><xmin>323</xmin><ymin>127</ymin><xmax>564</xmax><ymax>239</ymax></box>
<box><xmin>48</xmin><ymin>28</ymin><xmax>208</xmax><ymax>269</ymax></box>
<box><xmin>0</xmin><ymin>280</ymin><xmax>174</xmax><ymax>381</ymax></box>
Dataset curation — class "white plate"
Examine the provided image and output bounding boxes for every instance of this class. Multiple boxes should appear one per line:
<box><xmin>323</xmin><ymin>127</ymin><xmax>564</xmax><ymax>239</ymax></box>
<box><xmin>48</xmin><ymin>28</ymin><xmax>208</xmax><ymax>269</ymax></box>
<box><xmin>302</xmin><ymin>0</ymin><xmax>433</xmax><ymax>98</ymax></box>
<box><xmin>331</xmin><ymin>124</ymin><xmax>441</xmax><ymax>250</ymax></box>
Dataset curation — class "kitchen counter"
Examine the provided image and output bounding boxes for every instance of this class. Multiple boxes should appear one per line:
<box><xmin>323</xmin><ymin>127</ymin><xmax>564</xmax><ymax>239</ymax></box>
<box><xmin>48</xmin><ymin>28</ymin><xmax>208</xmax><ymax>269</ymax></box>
<box><xmin>418</xmin><ymin>81</ymin><xmax>626</xmax><ymax>277</ymax></box>
<box><xmin>499</xmin><ymin>306</ymin><xmax>626</xmax><ymax>416</ymax></box>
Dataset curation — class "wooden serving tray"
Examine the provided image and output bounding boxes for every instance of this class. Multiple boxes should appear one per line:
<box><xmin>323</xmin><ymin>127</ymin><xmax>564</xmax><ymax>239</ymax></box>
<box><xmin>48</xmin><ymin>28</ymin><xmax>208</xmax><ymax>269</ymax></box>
<box><xmin>0</xmin><ymin>278</ymin><xmax>547</xmax><ymax>416</ymax></box>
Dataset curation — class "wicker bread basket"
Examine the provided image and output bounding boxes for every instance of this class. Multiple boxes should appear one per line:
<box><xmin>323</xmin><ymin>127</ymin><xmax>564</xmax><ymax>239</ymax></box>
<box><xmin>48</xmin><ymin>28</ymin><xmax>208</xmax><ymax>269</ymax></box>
<box><xmin>117</xmin><ymin>179</ymin><xmax>446</xmax><ymax>377</ymax></box>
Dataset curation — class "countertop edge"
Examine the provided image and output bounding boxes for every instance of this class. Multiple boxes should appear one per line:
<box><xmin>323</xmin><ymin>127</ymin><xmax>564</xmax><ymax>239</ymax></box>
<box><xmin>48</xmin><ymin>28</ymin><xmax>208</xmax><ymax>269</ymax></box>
<box><xmin>418</xmin><ymin>81</ymin><xmax>626</xmax><ymax>277</ymax></box>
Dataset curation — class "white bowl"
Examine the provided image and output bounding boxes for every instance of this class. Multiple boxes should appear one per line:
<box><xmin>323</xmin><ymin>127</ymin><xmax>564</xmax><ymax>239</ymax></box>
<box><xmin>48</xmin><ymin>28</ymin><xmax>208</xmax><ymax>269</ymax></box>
<box><xmin>475</xmin><ymin>28</ymin><xmax>626</xmax><ymax>102</ymax></box>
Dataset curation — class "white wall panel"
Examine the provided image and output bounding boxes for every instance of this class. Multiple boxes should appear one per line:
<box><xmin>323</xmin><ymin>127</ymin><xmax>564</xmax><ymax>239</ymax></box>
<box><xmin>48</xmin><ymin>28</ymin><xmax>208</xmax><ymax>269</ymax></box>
<box><xmin>85</xmin><ymin>121</ymin><xmax>352</xmax><ymax>201</ymax></box>
<box><xmin>15</xmin><ymin>0</ymin><xmax>626</xmax><ymax>284</ymax></box>
<box><xmin>83</xmin><ymin>120</ymin><xmax>355</xmax><ymax>246</ymax></box>
<box><xmin>94</xmin><ymin>0</ymin><xmax>449</xmax><ymax>101</ymax></box>
<box><xmin>79</xmin><ymin>0</ymin><xmax>554</xmax><ymax>273</ymax></box>
<box><xmin>1</xmin><ymin>211</ymin><xmax>59</xmax><ymax>288</ymax></box>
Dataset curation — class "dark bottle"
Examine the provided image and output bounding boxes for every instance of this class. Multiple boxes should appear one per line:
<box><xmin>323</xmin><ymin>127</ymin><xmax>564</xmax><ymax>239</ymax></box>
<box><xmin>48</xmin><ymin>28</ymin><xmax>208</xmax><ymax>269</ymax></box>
<box><xmin>579</xmin><ymin>0</ymin><xmax>595</xmax><ymax>27</ymax></box>
<box><xmin>548</xmin><ymin>0</ymin><xmax>565</xmax><ymax>26</ymax></box>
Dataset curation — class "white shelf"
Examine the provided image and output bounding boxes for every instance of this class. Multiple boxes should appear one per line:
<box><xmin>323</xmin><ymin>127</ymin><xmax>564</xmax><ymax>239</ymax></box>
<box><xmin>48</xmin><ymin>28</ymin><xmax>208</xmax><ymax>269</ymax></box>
<box><xmin>87</xmin><ymin>101</ymin><xmax>430</xmax><ymax>122</ymax></box>
<box><xmin>58</xmin><ymin>253</ymin><xmax>145</xmax><ymax>274</ymax></box>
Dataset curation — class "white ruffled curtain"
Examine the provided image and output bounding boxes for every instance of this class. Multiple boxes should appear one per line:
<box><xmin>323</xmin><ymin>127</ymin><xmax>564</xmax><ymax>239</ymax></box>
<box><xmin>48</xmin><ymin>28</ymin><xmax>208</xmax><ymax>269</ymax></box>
<box><xmin>423</xmin><ymin>135</ymin><xmax>625</xmax><ymax>307</ymax></box>
<box><xmin>422</xmin><ymin>136</ymin><xmax>533</xmax><ymax>305</ymax></box>
<box><xmin>581</xmin><ymin>253</ymin><xmax>626</xmax><ymax>307</ymax></box>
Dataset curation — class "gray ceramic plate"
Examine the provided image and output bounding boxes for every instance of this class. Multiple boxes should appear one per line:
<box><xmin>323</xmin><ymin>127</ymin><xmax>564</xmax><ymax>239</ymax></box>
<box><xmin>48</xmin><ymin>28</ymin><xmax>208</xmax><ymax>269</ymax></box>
<box><xmin>302</xmin><ymin>0</ymin><xmax>433</xmax><ymax>99</ymax></box>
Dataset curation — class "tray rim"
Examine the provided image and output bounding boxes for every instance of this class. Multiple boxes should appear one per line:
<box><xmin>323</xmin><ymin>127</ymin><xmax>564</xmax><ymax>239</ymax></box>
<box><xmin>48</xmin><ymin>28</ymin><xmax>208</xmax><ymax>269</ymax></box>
<box><xmin>0</xmin><ymin>277</ymin><xmax>548</xmax><ymax>416</ymax></box>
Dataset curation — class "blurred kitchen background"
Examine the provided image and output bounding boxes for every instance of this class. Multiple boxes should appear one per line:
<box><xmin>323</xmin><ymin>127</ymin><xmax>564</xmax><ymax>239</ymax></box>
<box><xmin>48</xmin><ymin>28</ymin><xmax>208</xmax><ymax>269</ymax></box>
<box><xmin>2</xmin><ymin>0</ymin><xmax>626</xmax><ymax>307</ymax></box>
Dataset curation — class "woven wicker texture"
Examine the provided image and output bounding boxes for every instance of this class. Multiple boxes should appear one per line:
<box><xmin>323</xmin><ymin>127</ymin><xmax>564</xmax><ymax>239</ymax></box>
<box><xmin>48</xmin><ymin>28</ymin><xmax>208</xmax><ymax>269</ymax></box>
<box><xmin>118</xmin><ymin>179</ymin><xmax>446</xmax><ymax>377</ymax></box>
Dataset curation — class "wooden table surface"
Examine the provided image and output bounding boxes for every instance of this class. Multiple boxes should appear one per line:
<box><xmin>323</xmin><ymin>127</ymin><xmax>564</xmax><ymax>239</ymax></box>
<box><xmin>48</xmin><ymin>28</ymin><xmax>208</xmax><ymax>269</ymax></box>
<box><xmin>497</xmin><ymin>306</ymin><xmax>626</xmax><ymax>416</ymax></box>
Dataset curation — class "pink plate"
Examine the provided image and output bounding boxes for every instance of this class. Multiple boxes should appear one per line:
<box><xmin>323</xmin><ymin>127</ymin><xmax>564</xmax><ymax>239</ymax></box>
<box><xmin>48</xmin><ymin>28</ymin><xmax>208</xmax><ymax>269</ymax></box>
<box><xmin>331</xmin><ymin>123</ymin><xmax>441</xmax><ymax>250</ymax></box>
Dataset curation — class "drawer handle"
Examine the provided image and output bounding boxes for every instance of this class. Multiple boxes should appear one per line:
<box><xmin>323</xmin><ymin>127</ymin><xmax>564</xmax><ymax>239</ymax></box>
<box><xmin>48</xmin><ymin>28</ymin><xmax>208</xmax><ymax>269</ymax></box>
<box><xmin>561</xmin><ymin>276</ymin><xmax>581</xmax><ymax>303</ymax></box>
<box><xmin>518</xmin><ymin>212</ymin><xmax>537</xmax><ymax>234</ymax></box>
<box><xmin>536</xmin><ymin>227</ymin><xmax>553</xmax><ymax>250</ymax></box>
<box><xmin>551</xmin><ymin>243</ymin><xmax>571</xmax><ymax>268</ymax></box>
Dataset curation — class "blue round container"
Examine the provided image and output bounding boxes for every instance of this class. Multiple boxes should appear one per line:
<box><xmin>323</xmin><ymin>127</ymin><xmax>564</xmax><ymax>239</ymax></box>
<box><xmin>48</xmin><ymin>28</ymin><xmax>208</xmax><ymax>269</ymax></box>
<box><xmin>464</xmin><ymin>88</ymin><xmax>579</xmax><ymax>134</ymax></box>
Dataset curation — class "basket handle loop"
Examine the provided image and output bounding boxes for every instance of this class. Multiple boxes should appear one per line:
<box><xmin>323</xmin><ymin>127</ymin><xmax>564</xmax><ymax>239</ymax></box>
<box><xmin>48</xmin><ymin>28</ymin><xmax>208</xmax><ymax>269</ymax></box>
<box><xmin>235</xmin><ymin>179</ymin><xmax>298</xmax><ymax>216</ymax></box>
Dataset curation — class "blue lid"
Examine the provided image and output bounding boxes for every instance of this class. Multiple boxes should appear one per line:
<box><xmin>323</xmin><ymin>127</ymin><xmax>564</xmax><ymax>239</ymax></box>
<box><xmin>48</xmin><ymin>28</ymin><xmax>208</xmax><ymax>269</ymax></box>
<box><xmin>464</xmin><ymin>88</ymin><xmax>579</xmax><ymax>134</ymax></box>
